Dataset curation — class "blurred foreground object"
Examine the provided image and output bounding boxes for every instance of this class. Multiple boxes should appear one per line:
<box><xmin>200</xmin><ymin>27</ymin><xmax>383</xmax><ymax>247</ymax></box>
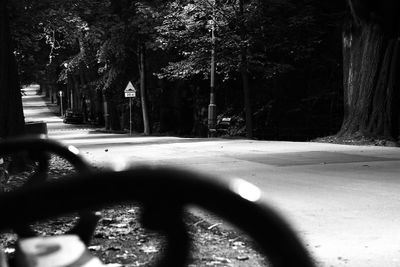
<box><xmin>15</xmin><ymin>235</ymin><xmax>105</xmax><ymax>267</ymax></box>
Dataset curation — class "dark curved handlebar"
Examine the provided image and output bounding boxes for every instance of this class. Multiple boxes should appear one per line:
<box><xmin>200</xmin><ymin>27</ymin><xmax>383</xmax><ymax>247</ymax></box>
<box><xmin>0</xmin><ymin>166</ymin><xmax>316</xmax><ymax>267</ymax></box>
<box><xmin>0</xmin><ymin>136</ymin><xmax>98</xmax><ymax>244</ymax></box>
<box><xmin>0</xmin><ymin>135</ymin><xmax>90</xmax><ymax>173</ymax></box>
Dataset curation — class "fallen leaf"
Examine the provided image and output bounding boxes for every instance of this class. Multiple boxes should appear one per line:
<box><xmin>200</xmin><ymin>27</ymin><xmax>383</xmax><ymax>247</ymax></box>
<box><xmin>236</xmin><ymin>255</ymin><xmax>249</xmax><ymax>261</ymax></box>
<box><xmin>110</xmin><ymin>223</ymin><xmax>128</xmax><ymax>228</ymax></box>
<box><xmin>88</xmin><ymin>245</ymin><xmax>102</xmax><ymax>251</ymax></box>
<box><xmin>54</xmin><ymin>230</ymin><xmax>64</xmax><ymax>235</ymax></box>
<box><xmin>141</xmin><ymin>245</ymin><xmax>158</xmax><ymax>253</ymax></box>
<box><xmin>207</xmin><ymin>223</ymin><xmax>222</xmax><ymax>230</ymax></box>
<box><xmin>213</xmin><ymin>256</ymin><xmax>231</xmax><ymax>263</ymax></box>
<box><xmin>232</xmin><ymin>241</ymin><xmax>245</xmax><ymax>247</ymax></box>
<box><xmin>107</xmin><ymin>245</ymin><xmax>122</xmax><ymax>251</ymax></box>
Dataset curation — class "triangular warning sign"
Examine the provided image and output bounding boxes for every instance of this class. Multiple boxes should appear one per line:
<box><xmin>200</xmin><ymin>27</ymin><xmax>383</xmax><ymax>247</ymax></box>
<box><xmin>124</xmin><ymin>81</ymin><xmax>136</xmax><ymax>92</ymax></box>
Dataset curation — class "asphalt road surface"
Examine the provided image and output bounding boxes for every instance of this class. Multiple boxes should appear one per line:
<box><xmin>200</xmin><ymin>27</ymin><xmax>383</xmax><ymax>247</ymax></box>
<box><xmin>22</xmin><ymin>86</ymin><xmax>400</xmax><ymax>267</ymax></box>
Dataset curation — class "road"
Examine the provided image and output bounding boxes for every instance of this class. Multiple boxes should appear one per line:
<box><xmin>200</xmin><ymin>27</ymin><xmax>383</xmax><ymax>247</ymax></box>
<box><xmin>22</xmin><ymin>86</ymin><xmax>400</xmax><ymax>267</ymax></box>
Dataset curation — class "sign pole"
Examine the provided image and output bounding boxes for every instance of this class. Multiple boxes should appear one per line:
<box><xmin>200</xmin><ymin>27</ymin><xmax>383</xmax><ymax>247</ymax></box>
<box><xmin>129</xmin><ymin>98</ymin><xmax>132</xmax><ymax>135</ymax></box>
<box><xmin>60</xmin><ymin>95</ymin><xmax>63</xmax><ymax>116</ymax></box>
<box><xmin>59</xmin><ymin>91</ymin><xmax>64</xmax><ymax>117</ymax></box>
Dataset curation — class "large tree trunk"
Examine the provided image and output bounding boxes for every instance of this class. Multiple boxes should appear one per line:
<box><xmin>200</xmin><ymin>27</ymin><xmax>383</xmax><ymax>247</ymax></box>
<box><xmin>340</xmin><ymin>0</ymin><xmax>400</xmax><ymax>140</ymax></box>
<box><xmin>239</xmin><ymin>0</ymin><xmax>253</xmax><ymax>139</ymax></box>
<box><xmin>0</xmin><ymin>0</ymin><xmax>25</xmax><ymax>138</ymax></box>
<box><xmin>138</xmin><ymin>43</ymin><xmax>150</xmax><ymax>135</ymax></box>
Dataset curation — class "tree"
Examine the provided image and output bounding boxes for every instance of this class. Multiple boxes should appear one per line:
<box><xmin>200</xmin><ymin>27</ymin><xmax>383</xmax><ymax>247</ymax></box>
<box><xmin>7</xmin><ymin>0</ymin><xmax>345</xmax><ymax>139</ymax></box>
<box><xmin>138</xmin><ymin>43</ymin><xmax>151</xmax><ymax>135</ymax></box>
<box><xmin>340</xmin><ymin>0</ymin><xmax>400</xmax><ymax>141</ymax></box>
<box><xmin>238</xmin><ymin>0</ymin><xmax>252</xmax><ymax>138</ymax></box>
<box><xmin>156</xmin><ymin>0</ymin><xmax>329</xmax><ymax>138</ymax></box>
<box><xmin>156</xmin><ymin>0</ymin><xmax>257</xmax><ymax>136</ymax></box>
<box><xmin>0</xmin><ymin>0</ymin><xmax>25</xmax><ymax>138</ymax></box>
<box><xmin>132</xmin><ymin>2</ymin><xmax>163</xmax><ymax>135</ymax></box>
<box><xmin>92</xmin><ymin>0</ymin><xmax>162</xmax><ymax>133</ymax></box>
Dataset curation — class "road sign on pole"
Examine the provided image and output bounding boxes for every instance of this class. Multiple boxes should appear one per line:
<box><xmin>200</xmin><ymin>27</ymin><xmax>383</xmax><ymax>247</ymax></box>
<box><xmin>124</xmin><ymin>82</ymin><xmax>136</xmax><ymax>98</ymax></box>
<box><xmin>124</xmin><ymin>82</ymin><xmax>136</xmax><ymax>135</ymax></box>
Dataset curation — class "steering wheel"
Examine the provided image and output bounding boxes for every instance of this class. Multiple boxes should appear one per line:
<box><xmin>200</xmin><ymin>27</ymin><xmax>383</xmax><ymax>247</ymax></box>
<box><xmin>0</xmin><ymin>163</ymin><xmax>316</xmax><ymax>267</ymax></box>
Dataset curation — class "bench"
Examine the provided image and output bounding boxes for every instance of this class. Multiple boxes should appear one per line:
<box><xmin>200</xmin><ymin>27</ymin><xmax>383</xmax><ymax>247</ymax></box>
<box><xmin>0</xmin><ymin>136</ymin><xmax>315</xmax><ymax>267</ymax></box>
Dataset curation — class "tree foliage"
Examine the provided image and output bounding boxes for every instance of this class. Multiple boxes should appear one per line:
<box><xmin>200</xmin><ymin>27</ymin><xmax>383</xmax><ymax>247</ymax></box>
<box><xmin>7</xmin><ymin>0</ymin><xmax>344</xmax><ymax>139</ymax></box>
<box><xmin>155</xmin><ymin>0</ymin><xmax>328</xmax><ymax>82</ymax></box>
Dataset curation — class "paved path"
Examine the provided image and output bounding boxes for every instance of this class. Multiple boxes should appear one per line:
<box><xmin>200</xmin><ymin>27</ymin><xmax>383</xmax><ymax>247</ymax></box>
<box><xmin>22</xmin><ymin>86</ymin><xmax>101</xmax><ymax>133</ymax></box>
<box><xmin>22</xmin><ymin>86</ymin><xmax>400</xmax><ymax>267</ymax></box>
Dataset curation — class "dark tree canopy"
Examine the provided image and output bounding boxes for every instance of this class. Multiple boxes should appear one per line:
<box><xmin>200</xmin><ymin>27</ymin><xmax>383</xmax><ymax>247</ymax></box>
<box><xmin>4</xmin><ymin>0</ymin><xmax>345</xmax><ymax>140</ymax></box>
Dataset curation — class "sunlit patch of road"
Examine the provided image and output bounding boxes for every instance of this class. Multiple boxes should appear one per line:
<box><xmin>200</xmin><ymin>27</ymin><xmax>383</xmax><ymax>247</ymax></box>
<box><xmin>56</xmin><ymin>135</ymin><xmax>183</xmax><ymax>145</ymax></box>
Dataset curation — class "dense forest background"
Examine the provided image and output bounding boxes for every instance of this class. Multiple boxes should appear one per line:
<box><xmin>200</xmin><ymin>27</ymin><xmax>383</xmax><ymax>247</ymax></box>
<box><xmin>7</xmin><ymin>0</ymin><xmax>346</xmax><ymax>140</ymax></box>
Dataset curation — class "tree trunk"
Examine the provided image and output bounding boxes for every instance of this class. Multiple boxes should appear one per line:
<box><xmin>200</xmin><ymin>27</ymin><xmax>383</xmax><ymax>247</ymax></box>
<box><xmin>103</xmin><ymin>91</ymin><xmax>110</xmax><ymax>130</ymax></box>
<box><xmin>72</xmin><ymin>75</ymin><xmax>80</xmax><ymax>110</ymax></box>
<box><xmin>240</xmin><ymin>56</ymin><xmax>252</xmax><ymax>138</ymax></box>
<box><xmin>138</xmin><ymin>43</ymin><xmax>150</xmax><ymax>135</ymax></box>
<box><xmin>0</xmin><ymin>0</ymin><xmax>25</xmax><ymax>138</ymax></box>
<box><xmin>239</xmin><ymin>0</ymin><xmax>253</xmax><ymax>138</ymax></box>
<box><xmin>340</xmin><ymin>1</ymin><xmax>400</xmax><ymax>140</ymax></box>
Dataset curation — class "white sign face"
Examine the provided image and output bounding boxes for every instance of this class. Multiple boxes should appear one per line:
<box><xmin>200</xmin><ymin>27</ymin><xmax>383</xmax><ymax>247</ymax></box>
<box><xmin>125</xmin><ymin>92</ymin><xmax>136</xmax><ymax>97</ymax></box>
<box><xmin>124</xmin><ymin>81</ymin><xmax>136</xmax><ymax>98</ymax></box>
